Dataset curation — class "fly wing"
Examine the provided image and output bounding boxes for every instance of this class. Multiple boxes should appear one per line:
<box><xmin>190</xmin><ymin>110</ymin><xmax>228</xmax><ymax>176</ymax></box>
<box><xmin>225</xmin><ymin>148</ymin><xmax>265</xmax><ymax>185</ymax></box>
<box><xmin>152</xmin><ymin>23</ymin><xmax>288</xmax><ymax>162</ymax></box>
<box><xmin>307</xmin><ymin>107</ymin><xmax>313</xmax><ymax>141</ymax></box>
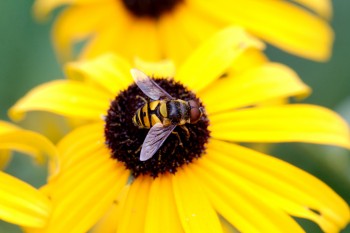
<box><xmin>130</xmin><ymin>68</ymin><xmax>173</xmax><ymax>100</ymax></box>
<box><xmin>140</xmin><ymin>123</ymin><xmax>176</xmax><ymax>161</ymax></box>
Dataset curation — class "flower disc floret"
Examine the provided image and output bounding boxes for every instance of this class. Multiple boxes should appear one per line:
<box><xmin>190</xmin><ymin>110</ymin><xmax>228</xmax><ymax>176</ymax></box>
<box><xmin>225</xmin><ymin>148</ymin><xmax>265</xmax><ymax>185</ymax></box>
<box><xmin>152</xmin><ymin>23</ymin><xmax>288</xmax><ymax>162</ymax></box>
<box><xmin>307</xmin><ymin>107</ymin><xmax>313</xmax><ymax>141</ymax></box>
<box><xmin>104</xmin><ymin>77</ymin><xmax>209</xmax><ymax>177</ymax></box>
<box><xmin>122</xmin><ymin>0</ymin><xmax>183</xmax><ymax>18</ymax></box>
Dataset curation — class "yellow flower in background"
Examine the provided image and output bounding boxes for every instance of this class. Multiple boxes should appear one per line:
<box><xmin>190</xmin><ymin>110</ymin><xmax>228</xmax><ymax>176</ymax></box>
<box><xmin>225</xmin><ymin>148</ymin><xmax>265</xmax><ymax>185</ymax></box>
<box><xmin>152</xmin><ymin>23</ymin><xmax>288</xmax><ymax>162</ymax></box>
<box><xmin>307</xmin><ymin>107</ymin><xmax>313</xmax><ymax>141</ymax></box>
<box><xmin>0</xmin><ymin>121</ymin><xmax>56</xmax><ymax>228</ymax></box>
<box><xmin>10</xmin><ymin>28</ymin><xmax>350</xmax><ymax>233</ymax></box>
<box><xmin>34</xmin><ymin>0</ymin><xmax>333</xmax><ymax>63</ymax></box>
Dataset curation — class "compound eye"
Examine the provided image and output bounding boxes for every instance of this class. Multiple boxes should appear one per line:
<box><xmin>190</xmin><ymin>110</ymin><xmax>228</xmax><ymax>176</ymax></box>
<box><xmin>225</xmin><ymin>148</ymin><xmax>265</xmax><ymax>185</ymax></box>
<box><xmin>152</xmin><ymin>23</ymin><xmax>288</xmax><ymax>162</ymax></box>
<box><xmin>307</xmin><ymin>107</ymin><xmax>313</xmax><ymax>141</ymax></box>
<box><xmin>190</xmin><ymin>107</ymin><xmax>201</xmax><ymax>123</ymax></box>
<box><xmin>188</xmin><ymin>100</ymin><xmax>202</xmax><ymax>123</ymax></box>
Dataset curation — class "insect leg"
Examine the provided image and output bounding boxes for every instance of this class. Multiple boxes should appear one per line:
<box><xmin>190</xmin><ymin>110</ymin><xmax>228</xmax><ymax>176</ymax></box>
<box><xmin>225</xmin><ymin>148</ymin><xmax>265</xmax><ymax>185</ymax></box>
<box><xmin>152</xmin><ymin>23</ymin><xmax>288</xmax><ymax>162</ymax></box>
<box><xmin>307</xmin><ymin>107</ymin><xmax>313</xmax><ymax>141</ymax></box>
<box><xmin>134</xmin><ymin>144</ymin><xmax>142</xmax><ymax>155</ymax></box>
<box><xmin>136</xmin><ymin>95</ymin><xmax>148</xmax><ymax>104</ymax></box>
<box><xmin>180</xmin><ymin>125</ymin><xmax>190</xmax><ymax>139</ymax></box>
<box><xmin>171</xmin><ymin>131</ymin><xmax>183</xmax><ymax>147</ymax></box>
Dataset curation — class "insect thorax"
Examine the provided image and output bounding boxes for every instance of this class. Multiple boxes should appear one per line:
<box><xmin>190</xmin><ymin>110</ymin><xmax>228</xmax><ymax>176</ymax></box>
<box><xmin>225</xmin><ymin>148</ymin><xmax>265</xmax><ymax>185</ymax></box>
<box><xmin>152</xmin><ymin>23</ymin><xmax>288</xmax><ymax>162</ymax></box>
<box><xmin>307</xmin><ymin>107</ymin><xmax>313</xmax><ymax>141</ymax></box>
<box><xmin>165</xmin><ymin>100</ymin><xmax>190</xmax><ymax>125</ymax></box>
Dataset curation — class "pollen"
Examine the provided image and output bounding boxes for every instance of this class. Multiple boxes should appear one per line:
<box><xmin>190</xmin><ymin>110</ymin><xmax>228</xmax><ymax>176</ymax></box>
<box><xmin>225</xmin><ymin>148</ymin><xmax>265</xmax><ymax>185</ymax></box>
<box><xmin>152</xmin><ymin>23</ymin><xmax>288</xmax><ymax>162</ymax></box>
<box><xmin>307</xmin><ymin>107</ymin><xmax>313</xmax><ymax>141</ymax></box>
<box><xmin>121</xmin><ymin>0</ymin><xmax>183</xmax><ymax>18</ymax></box>
<box><xmin>104</xmin><ymin>78</ymin><xmax>210</xmax><ymax>178</ymax></box>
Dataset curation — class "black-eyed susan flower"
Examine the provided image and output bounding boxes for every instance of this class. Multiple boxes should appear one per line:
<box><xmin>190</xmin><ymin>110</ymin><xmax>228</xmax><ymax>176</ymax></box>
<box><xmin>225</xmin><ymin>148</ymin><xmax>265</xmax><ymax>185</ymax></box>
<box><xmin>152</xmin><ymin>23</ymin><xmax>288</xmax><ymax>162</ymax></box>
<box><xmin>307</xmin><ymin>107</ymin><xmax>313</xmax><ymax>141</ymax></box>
<box><xmin>0</xmin><ymin>121</ymin><xmax>56</xmax><ymax>228</ymax></box>
<box><xmin>34</xmin><ymin>0</ymin><xmax>333</xmax><ymax>63</ymax></box>
<box><xmin>10</xmin><ymin>28</ymin><xmax>350</xmax><ymax>233</ymax></box>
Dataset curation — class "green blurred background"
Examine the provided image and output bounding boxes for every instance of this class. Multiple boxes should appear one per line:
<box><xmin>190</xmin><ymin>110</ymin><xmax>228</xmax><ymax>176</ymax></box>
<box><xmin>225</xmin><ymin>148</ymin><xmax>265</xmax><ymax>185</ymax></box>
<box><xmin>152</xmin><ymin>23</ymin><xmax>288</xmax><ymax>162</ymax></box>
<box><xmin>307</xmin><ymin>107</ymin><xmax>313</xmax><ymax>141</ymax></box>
<box><xmin>0</xmin><ymin>0</ymin><xmax>349</xmax><ymax>232</ymax></box>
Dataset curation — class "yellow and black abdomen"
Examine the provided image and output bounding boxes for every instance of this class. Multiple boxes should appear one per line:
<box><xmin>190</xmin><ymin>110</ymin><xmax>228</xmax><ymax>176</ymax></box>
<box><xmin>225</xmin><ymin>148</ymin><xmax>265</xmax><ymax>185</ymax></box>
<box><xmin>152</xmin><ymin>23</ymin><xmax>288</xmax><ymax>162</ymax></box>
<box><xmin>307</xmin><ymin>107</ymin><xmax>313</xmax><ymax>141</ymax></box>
<box><xmin>133</xmin><ymin>100</ymin><xmax>164</xmax><ymax>129</ymax></box>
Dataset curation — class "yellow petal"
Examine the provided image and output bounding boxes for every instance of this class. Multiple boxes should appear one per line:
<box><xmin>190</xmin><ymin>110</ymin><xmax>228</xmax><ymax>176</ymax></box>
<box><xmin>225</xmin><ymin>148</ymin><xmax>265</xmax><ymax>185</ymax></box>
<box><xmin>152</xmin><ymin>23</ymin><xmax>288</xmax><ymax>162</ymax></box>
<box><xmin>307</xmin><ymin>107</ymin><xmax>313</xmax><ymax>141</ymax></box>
<box><xmin>173</xmin><ymin>3</ymin><xmax>219</xmax><ymax>44</ymax></box>
<box><xmin>0</xmin><ymin>122</ymin><xmax>16</xmax><ymax>169</ymax></box>
<box><xmin>33</xmin><ymin>0</ymin><xmax>72</xmax><ymax>21</ymax></box>
<box><xmin>172</xmin><ymin>167</ymin><xmax>223</xmax><ymax>233</ymax></box>
<box><xmin>9</xmin><ymin>80</ymin><xmax>111</xmax><ymax>121</ymax></box>
<box><xmin>190</xmin><ymin>0</ymin><xmax>333</xmax><ymax>61</ymax></box>
<box><xmin>65</xmin><ymin>53</ymin><xmax>133</xmax><ymax>95</ymax></box>
<box><xmin>145</xmin><ymin>174</ymin><xmax>184</xmax><ymax>233</ymax></box>
<box><xmin>33</xmin><ymin>0</ymin><xmax>109</xmax><ymax>20</ymax></box>
<box><xmin>229</xmin><ymin>48</ymin><xmax>268</xmax><ymax>74</ymax></box>
<box><xmin>39</xmin><ymin>149</ymin><xmax>129</xmax><ymax>233</ymax></box>
<box><xmin>79</xmin><ymin>1</ymin><xmax>132</xmax><ymax>60</ymax></box>
<box><xmin>176</xmin><ymin>26</ymin><xmax>264</xmax><ymax>92</ymax></box>
<box><xmin>18</xmin><ymin>111</ymin><xmax>73</xmax><ymax>143</ymax></box>
<box><xmin>117</xmin><ymin>18</ymin><xmax>162</xmax><ymax>62</ymax></box>
<box><xmin>292</xmin><ymin>0</ymin><xmax>332</xmax><ymax>19</ymax></box>
<box><xmin>53</xmin><ymin>126</ymin><xmax>107</xmax><ymax>187</ymax></box>
<box><xmin>0</xmin><ymin>121</ymin><xmax>57</xmax><ymax>166</ymax></box>
<box><xmin>80</xmin><ymin>25</ymin><xmax>123</xmax><ymax>60</ymax></box>
<box><xmin>56</xmin><ymin>122</ymin><xmax>104</xmax><ymax>172</ymax></box>
<box><xmin>52</xmin><ymin>3</ymin><xmax>116</xmax><ymax>60</ymax></box>
<box><xmin>199</xmin><ymin>140</ymin><xmax>350</xmax><ymax>232</ymax></box>
<box><xmin>158</xmin><ymin>11</ymin><xmax>194</xmax><ymax>66</ymax></box>
<box><xmin>0</xmin><ymin>120</ymin><xmax>19</xmax><ymax>133</ymax></box>
<box><xmin>134</xmin><ymin>57</ymin><xmax>176</xmax><ymax>79</ymax></box>
<box><xmin>91</xmin><ymin>185</ymin><xmax>130</xmax><ymax>233</ymax></box>
<box><xmin>220</xmin><ymin>217</ymin><xmax>240</xmax><ymax>233</ymax></box>
<box><xmin>210</xmin><ymin>104</ymin><xmax>350</xmax><ymax>149</ymax></box>
<box><xmin>199</xmin><ymin>63</ymin><xmax>310</xmax><ymax>115</ymax></box>
<box><xmin>191</xmin><ymin>161</ymin><xmax>305</xmax><ymax>233</ymax></box>
<box><xmin>0</xmin><ymin>150</ymin><xmax>12</xmax><ymax>170</ymax></box>
<box><xmin>0</xmin><ymin>171</ymin><xmax>51</xmax><ymax>227</ymax></box>
<box><xmin>117</xmin><ymin>175</ymin><xmax>152</xmax><ymax>233</ymax></box>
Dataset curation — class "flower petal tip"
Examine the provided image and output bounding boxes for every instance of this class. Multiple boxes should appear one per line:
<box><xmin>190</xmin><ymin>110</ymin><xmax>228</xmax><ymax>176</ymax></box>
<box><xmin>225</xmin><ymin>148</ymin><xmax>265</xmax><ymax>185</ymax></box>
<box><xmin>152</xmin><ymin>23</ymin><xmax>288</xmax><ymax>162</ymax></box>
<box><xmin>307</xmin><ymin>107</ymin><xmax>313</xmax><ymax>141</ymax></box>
<box><xmin>8</xmin><ymin>106</ymin><xmax>25</xmax><ymax>122</ymax></box>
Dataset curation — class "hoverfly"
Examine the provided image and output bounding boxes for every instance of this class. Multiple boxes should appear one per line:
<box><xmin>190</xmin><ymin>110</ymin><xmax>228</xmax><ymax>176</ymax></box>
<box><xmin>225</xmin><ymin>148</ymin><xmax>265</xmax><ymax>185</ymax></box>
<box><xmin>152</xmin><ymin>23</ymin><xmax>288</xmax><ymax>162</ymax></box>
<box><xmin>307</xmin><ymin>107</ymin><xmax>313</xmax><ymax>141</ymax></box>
<box><xmin>131</xmin><ymin>69</ymin><xmax>204</xmax><ymax>161</ymax></box>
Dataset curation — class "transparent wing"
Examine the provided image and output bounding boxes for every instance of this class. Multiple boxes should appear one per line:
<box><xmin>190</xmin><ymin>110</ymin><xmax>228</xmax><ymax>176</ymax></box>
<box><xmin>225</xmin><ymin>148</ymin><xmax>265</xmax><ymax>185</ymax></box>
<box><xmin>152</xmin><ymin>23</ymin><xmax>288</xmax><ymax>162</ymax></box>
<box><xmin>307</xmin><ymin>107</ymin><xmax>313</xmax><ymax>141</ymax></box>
<box><xmin>130</xmin><ymin>68</ymin><xmax>173</xmax><ymax>100</ymax></box>
<box><xmin>140</xmin><ymin>123</ymin><xmax>176</xmax><ymax>161</ymax></box>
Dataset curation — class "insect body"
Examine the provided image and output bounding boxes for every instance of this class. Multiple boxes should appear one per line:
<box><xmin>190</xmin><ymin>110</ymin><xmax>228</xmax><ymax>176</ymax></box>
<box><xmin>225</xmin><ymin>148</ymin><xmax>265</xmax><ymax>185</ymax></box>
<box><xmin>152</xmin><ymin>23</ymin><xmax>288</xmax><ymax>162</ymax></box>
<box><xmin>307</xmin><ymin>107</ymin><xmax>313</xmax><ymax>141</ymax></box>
<box><xmin>133</xmin><ymin>99</ymin><xmax>197</xmax><ymax>128</ymax></box>
<box><xmin>131</xmin><ymin>69</ymin><xmax>203</xmax><ymax>161</ymax></box>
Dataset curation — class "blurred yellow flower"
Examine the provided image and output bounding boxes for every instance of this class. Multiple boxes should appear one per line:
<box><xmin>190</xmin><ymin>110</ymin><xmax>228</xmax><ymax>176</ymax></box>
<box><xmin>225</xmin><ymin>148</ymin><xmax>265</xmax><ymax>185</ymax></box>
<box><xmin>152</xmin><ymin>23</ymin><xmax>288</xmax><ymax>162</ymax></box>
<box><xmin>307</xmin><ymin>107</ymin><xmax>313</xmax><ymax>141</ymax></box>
<box><xmin>11</xmin><ymin>28</ymin><xmax>349</xmax><ymax>233</ymax></box>
<box><xmin>0</xmin><ymin>121</ymin><xmax>56</xmax><ymax>228</ymax></box>
<box><xmin>34</xmin><ymin>0</ymin><xmax>333</xmax><ymax>63</ymax></box>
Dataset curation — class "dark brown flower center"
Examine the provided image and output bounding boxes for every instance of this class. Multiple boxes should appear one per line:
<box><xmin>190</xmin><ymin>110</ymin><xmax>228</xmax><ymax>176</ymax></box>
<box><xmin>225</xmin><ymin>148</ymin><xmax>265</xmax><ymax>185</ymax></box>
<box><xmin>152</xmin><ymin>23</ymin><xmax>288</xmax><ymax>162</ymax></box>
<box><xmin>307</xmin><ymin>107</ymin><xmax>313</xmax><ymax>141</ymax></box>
<box><xmin>121</xmin><ymin>0</ymin><xmax>183</xmax><ymax>18</ymax></box>
<box><xmin>104</xmin><ymin>78</ymin><xmax>209</xmax><ymax>178</ymax></box>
